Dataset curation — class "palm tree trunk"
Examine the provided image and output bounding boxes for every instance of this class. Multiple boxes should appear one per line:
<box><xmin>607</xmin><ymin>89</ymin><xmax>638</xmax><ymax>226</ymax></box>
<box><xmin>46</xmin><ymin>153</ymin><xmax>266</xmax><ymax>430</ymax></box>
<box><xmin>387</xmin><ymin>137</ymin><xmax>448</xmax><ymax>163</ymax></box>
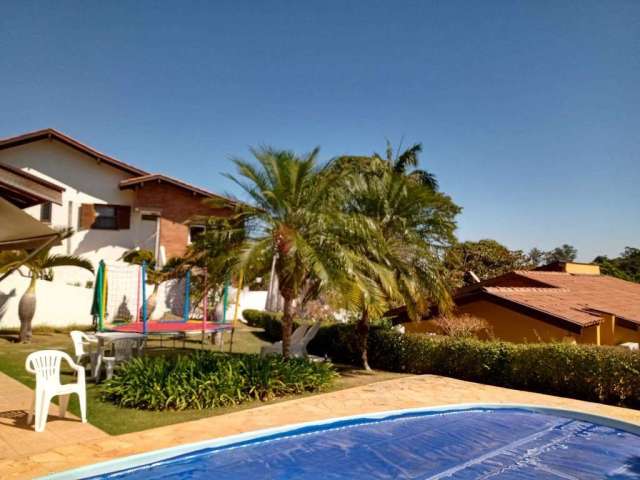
<box><xmin>19</xmin><ymin>276</ymin><xmax>37</xmax><ymax>343</ymax></box>
<box><xmin>357</xmin><ymin>307</ymin><xmax>371</xmax><ymax>371</ymax></box>
<box><xmin>281</xmin><ymin>296</ymin><xmax>293</xmax><ymax>358</ymax></box>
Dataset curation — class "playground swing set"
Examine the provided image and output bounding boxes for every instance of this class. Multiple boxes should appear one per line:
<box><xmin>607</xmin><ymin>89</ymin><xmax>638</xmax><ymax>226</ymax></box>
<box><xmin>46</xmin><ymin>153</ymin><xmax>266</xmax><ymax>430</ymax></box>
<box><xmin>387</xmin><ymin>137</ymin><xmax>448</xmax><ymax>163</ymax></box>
<box><xmin>91</xmin><ymin>260</ymin><xmax>239</xmax><ymax>344</ymax></box>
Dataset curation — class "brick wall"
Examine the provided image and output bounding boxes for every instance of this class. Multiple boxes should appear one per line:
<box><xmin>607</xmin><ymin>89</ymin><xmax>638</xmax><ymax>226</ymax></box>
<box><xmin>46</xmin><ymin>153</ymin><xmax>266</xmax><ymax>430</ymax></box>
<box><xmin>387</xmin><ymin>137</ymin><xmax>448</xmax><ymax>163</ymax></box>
<box><xmin>133</xmin><ymin>182</ymin><xmax>233</xmax><ymax>258</ymax></box>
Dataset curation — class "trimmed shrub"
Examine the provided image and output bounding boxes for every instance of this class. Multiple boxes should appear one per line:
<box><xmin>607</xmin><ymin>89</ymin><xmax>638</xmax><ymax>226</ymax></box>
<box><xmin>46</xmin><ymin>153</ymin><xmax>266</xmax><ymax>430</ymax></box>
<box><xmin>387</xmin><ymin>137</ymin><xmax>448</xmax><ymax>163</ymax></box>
<box><xmin>368</xmin><ymin>331</ymin><xmax>640</xmax><ymax>408</ymax></box>
<box><xmin>242</xmin><ymin>309</ymin><xmax>300</xmax><ymax>341</ymax></box>
<box><xmin>101</xmin><ymin>352</ymin><xmax>337</xmax><ymax>411</ymax></box>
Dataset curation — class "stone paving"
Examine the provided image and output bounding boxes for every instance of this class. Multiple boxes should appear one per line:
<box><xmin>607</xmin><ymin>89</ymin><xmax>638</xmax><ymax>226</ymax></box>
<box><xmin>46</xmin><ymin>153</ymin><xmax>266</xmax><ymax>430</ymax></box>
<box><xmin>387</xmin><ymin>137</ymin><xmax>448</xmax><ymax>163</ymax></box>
<box><xmin>3</xmin><ymin>373</ymin><xmax>640</xmax><ymax>478</ymax></box>
<box><xmin>0</xmin><ymin>372</ymin><xmax>106</xmax><ymax>461</ymax></box>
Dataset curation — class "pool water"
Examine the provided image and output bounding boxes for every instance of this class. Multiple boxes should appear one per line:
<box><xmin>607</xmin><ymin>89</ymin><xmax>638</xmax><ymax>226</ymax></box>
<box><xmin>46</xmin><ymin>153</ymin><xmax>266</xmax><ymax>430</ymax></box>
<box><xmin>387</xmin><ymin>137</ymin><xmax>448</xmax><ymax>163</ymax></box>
<box><xmin>81</xmin><ymin>407</ymin><xmax>640</xmax><ymax>479</ymax></box>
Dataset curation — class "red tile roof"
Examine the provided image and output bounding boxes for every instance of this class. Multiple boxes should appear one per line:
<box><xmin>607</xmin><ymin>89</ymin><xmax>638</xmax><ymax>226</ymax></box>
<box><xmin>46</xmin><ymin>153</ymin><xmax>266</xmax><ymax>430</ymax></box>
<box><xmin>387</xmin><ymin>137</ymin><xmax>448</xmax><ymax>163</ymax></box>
<box><xmin>458</xmin><ymin>270</ymin><xmax>640</xmax><ymax>328</ymax></box>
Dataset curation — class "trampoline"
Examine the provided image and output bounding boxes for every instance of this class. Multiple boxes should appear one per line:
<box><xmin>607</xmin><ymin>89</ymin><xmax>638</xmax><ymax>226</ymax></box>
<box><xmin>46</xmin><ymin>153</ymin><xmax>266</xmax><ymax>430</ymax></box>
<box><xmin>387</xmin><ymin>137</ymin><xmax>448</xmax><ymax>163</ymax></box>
<box><xmin>47</xmin><ymin>405</ymin><xmax>640</xmax><ymax>479</ymax></box>
<box><xmin>110</xmin><ymin>321</ymin><xmax>232</xmax><ymax>335</ymax></box>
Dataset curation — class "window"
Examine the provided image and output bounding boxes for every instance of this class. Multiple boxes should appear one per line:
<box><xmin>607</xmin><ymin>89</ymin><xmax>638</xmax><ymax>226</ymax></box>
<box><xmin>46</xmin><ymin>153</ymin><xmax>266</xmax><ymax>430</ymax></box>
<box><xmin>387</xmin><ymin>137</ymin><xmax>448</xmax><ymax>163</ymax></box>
<box><xmin>189</xmin><ymin>225</ymin><xmax>206</xmax><ymax>243</ymax></box>
<box><xmin>93</xmin><ymin>205</ymin><xmax>118</xmax><ymax>230</ymax></box>
<box><xmin>40</xmin><ymin>202</ymin><xmax>52</xmax><ymax>223</ymax></box>
<box><xmin>142</xmin><ymin>213</ymin><xmax>158</xmax><ymax>221</ymax></box>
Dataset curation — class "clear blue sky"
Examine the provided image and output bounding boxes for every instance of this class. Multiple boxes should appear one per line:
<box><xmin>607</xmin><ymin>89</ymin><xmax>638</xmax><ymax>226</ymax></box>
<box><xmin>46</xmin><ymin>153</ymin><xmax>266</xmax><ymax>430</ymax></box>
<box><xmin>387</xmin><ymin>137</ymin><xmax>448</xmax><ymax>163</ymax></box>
<box><xmin>1</xmin><ymin>1</ymin><xmax>638</xmax><ymax>261</ymax></box>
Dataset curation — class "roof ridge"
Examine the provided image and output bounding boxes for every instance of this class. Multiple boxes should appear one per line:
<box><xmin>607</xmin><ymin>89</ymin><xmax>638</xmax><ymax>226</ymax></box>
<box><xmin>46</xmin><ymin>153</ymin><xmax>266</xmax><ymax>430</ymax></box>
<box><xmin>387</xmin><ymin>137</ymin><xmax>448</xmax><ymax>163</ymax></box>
<box><xmin>0</xmin><ymin>128</ymin><xmax>149</xmax><ymax>176</ymax></box>
<box><xmin>120</xmin><ymin>173</ymin><xmax>239</xmax><ymax>205</ymax></box>
<box><xmin>485</xmin><ymin>286</ymin><xmax>571</xmax><ymax>293</ymax></box>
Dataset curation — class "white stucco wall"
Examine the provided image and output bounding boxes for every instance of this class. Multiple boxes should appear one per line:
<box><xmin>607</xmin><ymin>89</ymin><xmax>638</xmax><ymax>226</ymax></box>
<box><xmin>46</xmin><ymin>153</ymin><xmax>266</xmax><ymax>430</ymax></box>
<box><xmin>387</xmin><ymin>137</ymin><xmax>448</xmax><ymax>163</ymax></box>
<box><xmin>0</xmin><ymin>271</ymin><xmax>94</xmax><ymax>329</ymax></box>
<box><xmin>214</xmin><ymin>288</ymin><xmax>268</xmax><ymax>322</ymax></box>
<box><xmin>0</xmin><ymin>139</ymin><xmax>155</xmax><ymax>284</ymax></box>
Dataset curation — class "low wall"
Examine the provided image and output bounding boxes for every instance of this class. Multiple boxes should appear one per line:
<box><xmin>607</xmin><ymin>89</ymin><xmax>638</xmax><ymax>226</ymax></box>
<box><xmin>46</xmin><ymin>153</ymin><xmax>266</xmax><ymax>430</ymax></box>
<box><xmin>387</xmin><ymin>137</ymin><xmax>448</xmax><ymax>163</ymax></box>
<box><xmin>0</xmin><ymin>271</ymin><xmax>94</xmax><ymax>329</ymax></box>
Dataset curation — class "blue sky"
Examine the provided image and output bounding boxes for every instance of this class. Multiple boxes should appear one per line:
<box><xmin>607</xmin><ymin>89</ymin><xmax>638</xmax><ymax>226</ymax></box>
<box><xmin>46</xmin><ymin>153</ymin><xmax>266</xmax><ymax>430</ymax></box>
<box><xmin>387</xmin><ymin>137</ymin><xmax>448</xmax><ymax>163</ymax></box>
<box><xmin>1</xmin><ymin>1</ymin><xmax>638</xmax><ymax>261</ymax></box>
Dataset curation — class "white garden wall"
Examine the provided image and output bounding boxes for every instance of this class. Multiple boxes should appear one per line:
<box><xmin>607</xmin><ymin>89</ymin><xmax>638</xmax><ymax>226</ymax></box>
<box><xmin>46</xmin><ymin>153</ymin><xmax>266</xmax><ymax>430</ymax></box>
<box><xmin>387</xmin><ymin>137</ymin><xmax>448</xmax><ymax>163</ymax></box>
<box><xmin>0</xmin><ymin>271</ymin><xmax>94</xmax><ymax>329</ymax></box>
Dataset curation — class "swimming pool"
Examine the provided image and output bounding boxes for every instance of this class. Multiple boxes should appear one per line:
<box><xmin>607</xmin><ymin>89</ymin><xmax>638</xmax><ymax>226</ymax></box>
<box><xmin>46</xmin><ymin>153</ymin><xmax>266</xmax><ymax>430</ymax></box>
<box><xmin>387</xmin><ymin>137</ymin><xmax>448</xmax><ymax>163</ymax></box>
<box><xmin>44</xmin><ymin>404</ymin><xmax>640</xmax><ymax>479</ymax></box>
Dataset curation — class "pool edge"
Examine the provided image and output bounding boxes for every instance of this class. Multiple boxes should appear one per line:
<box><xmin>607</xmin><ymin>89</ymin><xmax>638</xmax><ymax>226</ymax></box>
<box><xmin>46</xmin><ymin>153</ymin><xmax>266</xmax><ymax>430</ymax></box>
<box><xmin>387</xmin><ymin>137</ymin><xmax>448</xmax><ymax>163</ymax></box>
<box><xmin>39</xmin><ymin>403</ymin><xmax>640</xmax><ymax>479</ymax></box>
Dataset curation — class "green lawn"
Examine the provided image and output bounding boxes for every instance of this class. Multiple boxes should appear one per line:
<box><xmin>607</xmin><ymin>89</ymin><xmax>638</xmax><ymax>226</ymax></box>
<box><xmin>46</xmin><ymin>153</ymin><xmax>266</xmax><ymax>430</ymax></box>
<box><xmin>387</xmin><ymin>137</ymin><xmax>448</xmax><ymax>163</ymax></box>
<box><xmin>0</xmin><ymin>325</ymin><xmax>406</xmax><ymax>435</ymax></box>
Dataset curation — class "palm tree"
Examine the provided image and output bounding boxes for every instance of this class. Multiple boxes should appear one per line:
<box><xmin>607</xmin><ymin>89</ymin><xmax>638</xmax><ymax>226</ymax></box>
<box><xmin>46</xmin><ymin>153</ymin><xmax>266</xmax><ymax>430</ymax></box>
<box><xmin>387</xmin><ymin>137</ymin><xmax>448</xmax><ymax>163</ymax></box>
<box><xmin>121</xmin><ymin>249</ymin><xmax>180</xmax><ymax>318</ymax></box>
<box><xmin>330</xmin><ymin>154</ymin><xmax>458</xmax><ymax>369</ymax></box>
<box><xmin>213</xmin><ymin>147</ymin><xmax>350</xmax><ymax>357</ymax></box>
<box><xmin>0</xmin><ymin>231</ymin><xmax>93</xmax><ymax>343</ymax></box>
<box><xmin>370</xmin><ymin>141</ymin><xmax>439</xmax><ymax>191</ymax></box>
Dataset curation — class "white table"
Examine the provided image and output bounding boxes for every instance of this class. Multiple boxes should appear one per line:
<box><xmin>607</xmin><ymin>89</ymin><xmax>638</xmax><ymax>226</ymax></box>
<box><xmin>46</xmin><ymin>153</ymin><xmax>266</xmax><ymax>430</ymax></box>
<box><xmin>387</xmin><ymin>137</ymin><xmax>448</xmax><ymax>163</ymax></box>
<box><xmin>91</xmin><ymin>332</ymin><xmax>146</xmax><ymax>382</ymax></box>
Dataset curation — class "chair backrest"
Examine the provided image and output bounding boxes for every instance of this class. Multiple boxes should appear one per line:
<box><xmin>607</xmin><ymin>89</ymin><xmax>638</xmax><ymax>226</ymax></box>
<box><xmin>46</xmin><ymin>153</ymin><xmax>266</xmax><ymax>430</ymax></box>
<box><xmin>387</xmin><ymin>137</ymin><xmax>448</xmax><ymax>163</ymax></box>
<box><xmin>300</xmin><ymin>322</ymin><xmax>321</xmax><ymax>347</ymax></box>
<box><xmin>290</xmin><ymin>324</ymin><xmax>310</xmax><ymax>344</ymax></box>
<box><xmin>70</xmin><ymin>331</ymin><xmax>88</xmax><ymax>356</ymax></box>
<box><xmin>112</xmin><ymin>339</ymin><xmax>139</xmax><ymax>362</ymax></box>
<box><xmin>25</xmin><ymin>350</ymin><xmax>73</xmax><ymax>385</ymax></box>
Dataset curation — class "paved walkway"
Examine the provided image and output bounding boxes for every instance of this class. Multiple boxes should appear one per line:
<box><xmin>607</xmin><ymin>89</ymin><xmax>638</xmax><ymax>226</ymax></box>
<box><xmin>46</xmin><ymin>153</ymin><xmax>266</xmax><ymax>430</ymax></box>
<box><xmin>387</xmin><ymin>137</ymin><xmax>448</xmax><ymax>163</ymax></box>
<box><xmin>0</xmin><ymin>372</ymin><xmax>106</xmax><ymax>461</ymax></box>
<box><xmin>3</xmin><ymin>374</ymin><xmax>640</xmax><ymax>479</ymax></box>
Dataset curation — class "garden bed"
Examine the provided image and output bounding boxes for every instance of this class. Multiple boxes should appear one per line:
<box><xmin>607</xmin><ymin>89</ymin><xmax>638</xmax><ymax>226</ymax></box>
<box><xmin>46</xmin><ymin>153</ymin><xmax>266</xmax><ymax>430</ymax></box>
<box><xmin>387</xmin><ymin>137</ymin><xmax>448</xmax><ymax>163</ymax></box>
<box><xmin>101</xmin><ymin>351</ymin><xmax>337</xmax><ymax>410</ymax></box>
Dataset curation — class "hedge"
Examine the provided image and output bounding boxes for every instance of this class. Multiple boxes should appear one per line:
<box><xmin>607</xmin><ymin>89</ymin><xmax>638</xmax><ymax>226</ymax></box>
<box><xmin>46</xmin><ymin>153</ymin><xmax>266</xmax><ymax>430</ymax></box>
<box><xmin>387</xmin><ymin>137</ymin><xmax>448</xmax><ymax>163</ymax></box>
<box><xmin>370</xmin><ymin>331</ymin><xmax>640</xmax><ymax>408</ymax></box>
<box><xmin>244</xmin><ymin>309</ymin><xmax>640</xmax><ymax>409</ymax></box>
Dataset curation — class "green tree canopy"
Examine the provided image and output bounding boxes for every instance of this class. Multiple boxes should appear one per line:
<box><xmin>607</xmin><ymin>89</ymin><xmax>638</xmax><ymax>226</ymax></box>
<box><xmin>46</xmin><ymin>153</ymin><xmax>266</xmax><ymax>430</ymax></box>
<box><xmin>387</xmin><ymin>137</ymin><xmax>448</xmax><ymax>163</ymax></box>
<box><xmin>444</xmin><ymin>239</ymin><xmax>531</xmax><ymax>288</ymax></box>
<box><xmin>594</xmin><ymin>247</ymin><xmax>640</xmax><ymax>283</ymax></box>
<box><xmin>543</xmin><ymin>244</ymin><xmax>578</xmax><ymax>264</ymax></box>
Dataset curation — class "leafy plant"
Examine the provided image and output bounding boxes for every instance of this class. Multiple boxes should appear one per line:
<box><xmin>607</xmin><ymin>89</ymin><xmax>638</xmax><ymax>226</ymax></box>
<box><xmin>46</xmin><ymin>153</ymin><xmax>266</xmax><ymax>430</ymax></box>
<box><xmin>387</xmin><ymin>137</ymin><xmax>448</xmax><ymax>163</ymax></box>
<box><xmin>101</xmin><ymin>351</ymin><xmax>337</xmax><ymax>410</ymax></box>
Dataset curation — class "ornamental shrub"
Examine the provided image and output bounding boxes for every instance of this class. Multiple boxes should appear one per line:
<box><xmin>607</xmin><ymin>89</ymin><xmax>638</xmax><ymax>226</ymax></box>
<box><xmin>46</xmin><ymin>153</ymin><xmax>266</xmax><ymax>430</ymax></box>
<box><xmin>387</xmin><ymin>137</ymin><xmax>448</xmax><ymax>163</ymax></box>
<box><xmin>101</xmin><ymin>352</ymin><xmax>337</xmax><ymax>411</ymax></box>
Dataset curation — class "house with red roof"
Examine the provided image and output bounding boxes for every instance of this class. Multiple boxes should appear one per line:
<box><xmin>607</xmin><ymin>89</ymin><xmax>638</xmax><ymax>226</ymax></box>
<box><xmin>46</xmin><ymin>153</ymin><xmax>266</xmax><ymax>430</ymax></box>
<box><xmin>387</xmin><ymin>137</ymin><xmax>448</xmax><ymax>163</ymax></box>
<box><xmin>406</xmin><ymin>262</ymin><xmax>640</xmax><ymax>346</ymax></box>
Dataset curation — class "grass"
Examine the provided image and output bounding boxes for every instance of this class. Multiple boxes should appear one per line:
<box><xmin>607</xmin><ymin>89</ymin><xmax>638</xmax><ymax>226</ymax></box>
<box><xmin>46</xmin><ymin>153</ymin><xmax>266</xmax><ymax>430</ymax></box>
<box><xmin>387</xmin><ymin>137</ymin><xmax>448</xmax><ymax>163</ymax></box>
<box><xmin>0</xmin><ymin>325</ymin><xmax>407</xmax><ymax>435</ymax></box>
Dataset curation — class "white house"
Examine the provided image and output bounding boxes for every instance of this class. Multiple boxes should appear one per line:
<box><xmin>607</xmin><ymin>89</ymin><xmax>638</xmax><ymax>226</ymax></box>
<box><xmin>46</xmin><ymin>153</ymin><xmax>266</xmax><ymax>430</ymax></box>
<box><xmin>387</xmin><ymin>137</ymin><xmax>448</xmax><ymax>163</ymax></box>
<box><xmin>0</xmin><ymin>128</ymin><xmax>239</xmax><ymax>328</ymax></box>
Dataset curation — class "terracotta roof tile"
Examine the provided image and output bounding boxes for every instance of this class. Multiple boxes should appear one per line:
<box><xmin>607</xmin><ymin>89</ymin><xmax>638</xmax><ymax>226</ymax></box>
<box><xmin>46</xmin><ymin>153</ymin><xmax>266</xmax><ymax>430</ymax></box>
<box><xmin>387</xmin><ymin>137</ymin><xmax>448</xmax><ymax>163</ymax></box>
<box><xmin>472</xmin><ymin>271</ymin><xmax>640</xmax><ymax>327</ymax></box>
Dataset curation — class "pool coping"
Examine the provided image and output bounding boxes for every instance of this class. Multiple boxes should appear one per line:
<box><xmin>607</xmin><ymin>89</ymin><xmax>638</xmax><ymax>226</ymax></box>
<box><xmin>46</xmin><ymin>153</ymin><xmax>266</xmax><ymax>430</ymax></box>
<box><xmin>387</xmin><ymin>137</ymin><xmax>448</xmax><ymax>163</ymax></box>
<box><xmin>40</xmin><ymin>402</ymin><xmax>640</xmax><ymax>479</ymax></box>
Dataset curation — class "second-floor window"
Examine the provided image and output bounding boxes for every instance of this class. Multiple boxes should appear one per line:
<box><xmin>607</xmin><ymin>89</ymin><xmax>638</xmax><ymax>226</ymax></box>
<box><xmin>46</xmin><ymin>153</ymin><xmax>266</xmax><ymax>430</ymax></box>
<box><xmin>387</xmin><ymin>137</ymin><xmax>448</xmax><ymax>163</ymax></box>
<box><xmin>189</xmin><ymin>225</ymin><xmax>205</xmax><ymax>243</ymax></box>
<box><xmin>40</xmin><ymin>202</ymin><xmax>52</xmax><ymax>223</ymax></box>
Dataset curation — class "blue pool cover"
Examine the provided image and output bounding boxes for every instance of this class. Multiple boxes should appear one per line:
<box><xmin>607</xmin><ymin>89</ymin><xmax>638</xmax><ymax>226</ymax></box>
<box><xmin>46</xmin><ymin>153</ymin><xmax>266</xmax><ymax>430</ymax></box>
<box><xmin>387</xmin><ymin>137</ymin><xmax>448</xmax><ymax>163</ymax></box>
<box><xmin>86</xmin><ymin>408</ymin><xmax>640</xmax><ymax>479</ymax></box>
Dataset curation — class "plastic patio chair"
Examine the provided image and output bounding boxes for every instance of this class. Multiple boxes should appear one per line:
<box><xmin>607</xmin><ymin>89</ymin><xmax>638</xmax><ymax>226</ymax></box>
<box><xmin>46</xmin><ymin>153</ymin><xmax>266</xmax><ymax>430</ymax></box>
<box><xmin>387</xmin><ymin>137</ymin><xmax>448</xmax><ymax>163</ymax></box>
<box><xmin>260</xmin><ymin>323</ymin><xmax>319</xmax><ymax>358</ymax></box>
<box><xmin>70</xmin><ymin>330</ymin><xmax>98</xmax><ymax>372</ymax></box>
<box><xmin>101</xmin><ymin>338</ymin><xmax>140</xmax><ymax>381</ymax></box>
<box><xmin>25</xmin><ymin>350</ymin><xmax>87</xmax><ymax>433</ymax></box>
<box><xmin>289</xmin><ymin>322</ymin><xmax>321</xmax><ymax>358</ymax></box>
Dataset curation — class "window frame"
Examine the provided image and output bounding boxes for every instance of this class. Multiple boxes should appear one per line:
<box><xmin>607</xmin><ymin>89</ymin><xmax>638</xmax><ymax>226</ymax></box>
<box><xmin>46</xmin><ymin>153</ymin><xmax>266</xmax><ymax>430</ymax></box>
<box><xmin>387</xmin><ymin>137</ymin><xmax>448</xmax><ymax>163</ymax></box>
<box><xmin>92</xmin><ymin>204</ymin><xmax>119</xmax><ymax>230</ymax></box>
<box><xmin>40</xmin><ymin>202</ymin><xmax>52</xmax><ymax>224</ymax></box>
<box><xmin>188</xmin><ymin>224</ymin><xmax>206</xmax><ymax>244</ymax></box>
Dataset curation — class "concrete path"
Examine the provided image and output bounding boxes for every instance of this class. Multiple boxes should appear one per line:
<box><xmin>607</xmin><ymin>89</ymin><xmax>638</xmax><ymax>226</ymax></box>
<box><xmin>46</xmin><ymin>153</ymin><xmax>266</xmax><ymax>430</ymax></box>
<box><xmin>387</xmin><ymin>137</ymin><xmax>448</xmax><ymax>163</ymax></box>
<box><xmin>0</xmin><ymin>372</ymin><xmax>106</xmax><ymax>461</ymax></box>
<box><xmin>3</xmin><ymin>374</ymin><xmax>640</xmax><ymax>479</ymax></box>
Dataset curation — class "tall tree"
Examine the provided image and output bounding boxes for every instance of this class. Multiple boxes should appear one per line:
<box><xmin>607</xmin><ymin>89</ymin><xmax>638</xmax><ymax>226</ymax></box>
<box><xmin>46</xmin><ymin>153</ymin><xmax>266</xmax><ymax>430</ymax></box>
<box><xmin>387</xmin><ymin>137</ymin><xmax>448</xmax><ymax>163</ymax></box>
<box><xmin>215</xmin><ymin>147</ymin><xmax>348</xmax><ymax>358</ymax></box>
<box><xmin>374</xmin><ymin>141</ymin><xmax>439</xmax><ymax>191</ymax></box>
<box><xmin>330</xmin><ymin>148</ymin><xmax>459</xmax><ymax>369</ymax></box>
<box><xmin>527</xmin><ymin>247</ymin><xmax>545</xmax><ymax>267</ymax></box>
<box><xmin>594</xmin><ymin>247</ymin><xmax>640</xmax><ymax>283</ymax></box>
<box><xmin>543</xmin><ymin>244</ymin><xmax>578</xmax><ymax>264</ymax></box>
<box><xmin>444</xmin><ymin>239</ymin><xmax>531</xmax><ymax>288</ymax></box>
<box><xmin>0</xmin><ymin>230</ymin><xmax>93</xmax><ymax>343</ymax></box>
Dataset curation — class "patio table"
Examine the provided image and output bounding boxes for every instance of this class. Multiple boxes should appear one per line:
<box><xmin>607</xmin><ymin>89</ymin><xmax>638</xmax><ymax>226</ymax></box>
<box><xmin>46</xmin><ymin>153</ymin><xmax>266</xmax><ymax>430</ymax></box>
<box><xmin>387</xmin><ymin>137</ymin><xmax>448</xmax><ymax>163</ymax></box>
<box><xmin>91</xmin><ymin>332</ymin><xmax>146</xmax><ymax>382</ymax></box>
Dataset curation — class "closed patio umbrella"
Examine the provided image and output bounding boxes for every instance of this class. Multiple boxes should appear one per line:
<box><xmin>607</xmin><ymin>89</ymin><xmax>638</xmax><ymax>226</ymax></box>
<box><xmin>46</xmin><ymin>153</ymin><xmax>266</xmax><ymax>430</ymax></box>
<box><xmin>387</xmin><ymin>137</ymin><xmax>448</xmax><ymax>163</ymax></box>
<box><xmin>0</xmin><ymin>197</ymin><xmax>60</xmax><ymax>282</ymax></box>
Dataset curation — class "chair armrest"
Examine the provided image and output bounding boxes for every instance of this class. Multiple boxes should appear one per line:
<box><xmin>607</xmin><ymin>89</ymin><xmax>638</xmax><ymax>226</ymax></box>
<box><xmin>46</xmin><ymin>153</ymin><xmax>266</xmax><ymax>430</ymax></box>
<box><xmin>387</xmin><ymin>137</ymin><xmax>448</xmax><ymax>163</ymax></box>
<box><xmin>62</xmin><ymin>352</ymin><xmax>85</xmax><ymax>374</ymax></box>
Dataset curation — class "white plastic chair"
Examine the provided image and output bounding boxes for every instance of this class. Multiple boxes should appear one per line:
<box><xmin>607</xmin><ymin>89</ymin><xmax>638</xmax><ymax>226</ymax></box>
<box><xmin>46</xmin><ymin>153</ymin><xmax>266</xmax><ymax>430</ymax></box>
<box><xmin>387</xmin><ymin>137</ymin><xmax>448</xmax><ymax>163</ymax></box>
<box><xmin>25</xmin><ymin>350</ymin><xmax>87</xmax><ymax>433</ymax></box>
<box><xmin>261</xmin><ymin>323</ymin><xmax>320</xmax><ymax>358</ymax></box>
<box><xmin>291</xmin><ymin>322</ymin><xmax>321</xmax><ymax>358</ymax></box>
<box><xmin>70</xmin><ymin>330</ymin><xmax>97</xmax><ymax>372</ymax></box>
<box><xmin>101</xmin><ymin>338</ymin><xmax>140</xmax><ymax>381</ymax></box>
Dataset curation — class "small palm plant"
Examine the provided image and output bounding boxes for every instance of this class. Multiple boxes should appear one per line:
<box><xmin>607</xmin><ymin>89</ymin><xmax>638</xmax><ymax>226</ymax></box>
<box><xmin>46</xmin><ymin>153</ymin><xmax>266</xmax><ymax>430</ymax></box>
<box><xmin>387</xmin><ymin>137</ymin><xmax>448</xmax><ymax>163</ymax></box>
<box><xmin>121</xmin><ymin>249</ymin><xmax>166</xmax><ymax>318</ymax></box>
<box><xmin>0</xmin><ymin>230</ymin><xmax>94</xmax><ymax>343</ymax></box>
